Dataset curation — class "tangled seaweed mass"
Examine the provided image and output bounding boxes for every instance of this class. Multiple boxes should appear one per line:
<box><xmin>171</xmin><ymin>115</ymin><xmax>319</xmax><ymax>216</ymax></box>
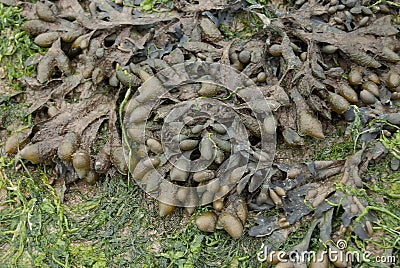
<box><xmin>4</xmin><ymin>0</ymin><xmax>400</xmax><ymax>265</ymax></box>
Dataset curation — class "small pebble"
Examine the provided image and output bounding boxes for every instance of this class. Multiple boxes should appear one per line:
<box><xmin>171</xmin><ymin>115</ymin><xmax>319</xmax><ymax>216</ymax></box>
<box><xmin>391</xmin><ymin>157</ymin><xmax>399</xmax><ymax>171</ymax></box>
<box><xmin>361</xmin><ymin>6</ymin><xmax>373</xmax><ymax>15</ymax></box>
<box><xmin>96</xmin><ymin>47</ymin><xmax>104</xmax><ymax>59</ymax></box>
<box><xmin>257</xmin><ymin>72</ymin><xmax>267</xmax><ymax>83</ymax></box>
<box><xmin>360</xmin><ymin>90</ymin><xmax>376</xmax><ymax>104</ymax></box>
<box><xmin>344</xmin><ymin>11</ymin><xmax>353</xmax><ymax>22</ymax></box>
<box><xmin>337</xmin><ymin>4</ymin><xmax>345</xmax><ymax>10</ymax></box>
<box><xmin>334</xmin><ymin>17</ymin><xmax>343</xmax><ymax>24</ymax></box>
<box><xmin>300</xmin><ymin>52</ymin><xmax>307</xmax><ymax>61</ymax></box>
<box><xmin>343</xmin><ymin>0</ymin><xmax>357</xmax><ymax>8</ymax></box>
<box><xmin>328</xmin><ymin>6</ymin><xmax>337</xmax><ymax>14</ymax></box>
<box><xmin>343</xmin><ymin>107</ymin><xmax>355</xmax><ymax>122</ymax></box>
<box><xmin>379</xmin><ymin>4</ymin><xmax>390</xmax><ymax>13</ymax></box>
<box><xmin>387</xmin><ymin>72</ymin><xmax>400</xmax><ymax>89</ymax></box>
<box><xmin>238</xmin><ymin>50</ymin><xmax>251</xmax><ymax>64</ymax></box>
<box><xmin>350</xmin><ymin>6</ymin><xmax>361</xmax><ymax>14</ymax></box>
<box><xmin>348</xmin><ymin>68</ymin><xmax>362</xmax><ymax>85</ymax></box>
<box><xmin>359</xmin><ymin>16</ymin><xmax>369</xmax><ymax>27</ymax></box>
<box><xmin>269</xmin><ymin>44</ymin><xmax>282</xmax><ymax>57</ymax></box>
<box><xmin>368</xmin><ymin>73</ymin><xmax>380</xmax><ymax>84</ymax></box>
